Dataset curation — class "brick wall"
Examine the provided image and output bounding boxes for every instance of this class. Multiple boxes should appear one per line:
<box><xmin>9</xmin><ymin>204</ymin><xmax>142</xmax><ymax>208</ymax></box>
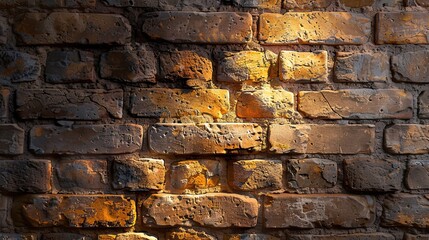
<box><xmin>0</xmin><ymin>0</ymin><xmax>428</xmax><ymax>239</ymax></box>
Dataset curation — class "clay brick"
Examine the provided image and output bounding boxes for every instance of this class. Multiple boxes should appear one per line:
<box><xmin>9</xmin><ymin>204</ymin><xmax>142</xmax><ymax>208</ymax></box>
<box><xmin>236</xmin><ymin>89</ymin><xmax>294</xmax><ymax>118</ymax></box>
<box><xmin>142</xmin><ymin>193</ymin><xmax>258</xmax><ymax>227</ymax></box>
<box><xmin>167</xmin><ymin>229</ymin><xmax>216</xmax><ymax>240</ymax></box>
<box><xmin>160</xmin><ymin>50</ymin><xmax>212</xmax><ymax>81</ymax></box>
<box><xmin>98</xmin><ymin>235</ymin><xmax>116</xmax><ymax>240</ymax></box>
<box><xmin>339</xmin><ymin>0</ymin><xmax>374</xmax><ymax>7</ymax></box>
<box><xmin>392</xmin><ymin>51</ymin><xmax>429</xmax><ymax>83</ymax></box>
<box><xmin>56</xmin><ymin>160</ymin><xmax>108</xmax><ymax>192</ymax></box>
<box><xmin>382</xmin><ymin>194</ymin><xmax>429</xmax><ymax>227</ymax></box>
<box><xmin>16</xmin><ymin>89</ymin><xmax>123</xmax><ymax>120</ymax></box>
<box><xmin>264</xmin><ymin>194</ymin><xmax>375</xmax><ymax>228</ymax></box>
<box><xmin>0</xmin><ymin>234</ymin><xmax>36</xmax><ymax>240</ymax></box>
<box><xmin>287</xmin><ymin>158</ymin><xmax>337</xmax><ymax>189</ymax></box>
<box><xmin>149</xmin><ymin>123</ymin><xmax>263</xmax><ymax>154</ymax></box>
<box><xmin>419</xmin><ymin>91</ymin><xmax>429</xmax><ymax>118</ymax></box>
<box><xmin>0</xmin><ymin>50</ymin><xmax>40</xmax><ymax>82</ymax></box>
<box><xmin>259</xmin><ymin>12</ymin><xmax>371</xmax><ymax>45</ymax></box>
<box><xmin>406</xmin><ymin>160</ymin><xmax>429</xmax><ymax>190</ymax></box>
<box><xmin>385</xmin><ymin>124</ymin><xmax>429</xmax><ymax>154</ymax></box>
<box><xmin>102</xmin><ymin>0</ymin><xmax>158</xmax><ymax>7</ymax></box>
<box><xmin>45</xmin><ymin>50</ymin><xmax>95</xmax><ymax>83</ymax></box>
<box><xmin>289</xmin><ymin>233</ymin><xmax>394</xmax><ymax>240</ymax></box>
<box><xmin>13</xmin><ymin>195</ymin><xmax>136</xmax><ymax>227</ymax></box>
<box><xmin>405</xmin><ymin>234</ymin><xmax>429</xmax><ymax>240</ymax></box>
<box><xmin>279</xmin><ymin>51</ymin><xmax>328</xmax><ymax>83</ymax></box>
<box><xmin>42</xmin><ymin>233</ymin><xmax>92</xmax><ymax>240</ymax></box>
<box><xmin>130</xmin><ymin>89</ymin><xmax>229</xmax><ymax>119</ymax></box>
<box><xmin>229</xmin><ymin>159</ymin><xmax>283</xmax><ymax>191</ymax></box>
<box><xmin>142</xmin><ymin>12</ymin><xmax>252</xmax><ymax>44</ymax></box>
<box><xmin>112</xmin><ymin>158</ymin><xmax>165</xmax><ymax>191</ymax></box>
<box><xmin>416</xmin><ymin>0</ymin><xmax>429</xmax><ymax>7</ymax></box>
<box><xmin>104</xmin><ymin>0</ymin><xmax>221</xmax><ymax>10</ymax></box>
<box><xmin>0</xmin><ymin>88</ymin><xmax>10</xmax><ymax>119</ymax></box>
<box><xmin>0</xmin><ymin>0</ymin><xmax>96</xmax><ymax>8</ymax></box>
<box><xmin>0</xmin><ymin>16</ymin><xmax>8</xmax><ymax>44</ymax></box>
<box><xmin>225</xmin><ymin>234</ymin><xmax>279</xmax><ymax>240</ymax></box>
<box><xmin>335</xmin><ymin>52</ymin><xmax>390</xmax><ymax>82</ymax></box>
<box><xmin>115</xmin><ymin>233</ymin><xmax>157</xmax><ymax>240</ymax></box>
<box><xmin>0</xmin><ymin>160</ymin><xmax>51</xmax><ymax>193</ymax></box>
<box><xmin>233</xmin><ymin>0</ymin><xmax>281</xmax><ymax>11</ymax></box>
<box><xmin>29</xmin><ymin>124</ymin><xmax>143</xmax><ymax>155</ymax></box>
<box><xmin>376</xmin><ymin>12</ymin><xmax>429</xmax><ymax>44</ymax></box>
<box><xmin>100</xmin><ymin>47</ymin><xmax>157</xmax><ymax>83</ymax></box>
<box><xmin>0</xmin><ymin>194</ymin><xmax>12</xmax><ymax>229</ymax></box>
<box><xmin>14</xmin><ymin>13</ymin><xmax>131</xmax><ymax>45</ymax></box>
<box><xmin>298</xmin><ymin>89</ymin><xmax>413</xmax><ymax>119</ymax></box>
<box><xmin>344</xmin><ymin>158</ymin><xmax>403</xmax><ymax>192</ymax></box>
<box><xmin>269</xmin><ymin>124</ymin><xmax>375</xmax><ymax>154</ymax></box>
<box><xmin>283</xmin><ymin>0</ymin><xmax>332</xmax><ymax>10</ymax></box>
<box><xmin>0</xmin><ymin>124</ymin><xmax>24</xmax><ymax>155</ymax></box>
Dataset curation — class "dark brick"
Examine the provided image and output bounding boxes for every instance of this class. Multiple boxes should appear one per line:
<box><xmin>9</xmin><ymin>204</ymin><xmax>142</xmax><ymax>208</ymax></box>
<box><xmin>0</xmin><ymin>16</ymin><xmax>8</xmax><ymax>44</ymax></box>
<box><xmin>385</xmin><ymin>124</ymin><xmax>429</xmax><ymax>154</ymax></box>
<box><xmin>0</xmin><ymin>88</ymin><xmax>9</xmax><ymax>119</ymax></box>
<box><xmin>0</xmin><ymin>234</ymin><xmax>36</xmax><ymax>240</ymax></box>
<box><xmin>289</xmin><ymin>233</ymin><xmax>394</xmax><ymax>240</ymax></box>
<box><xmin>405</xmin><ymin>234</ymin><xmax>429</xmax><ymax>240</ymax></box>
<box><xmin>0</xmin><ymin>51</ymin><xmax>40</xmax><ymax>82</ymax></box>
<box><xmin>0</xmin><ymin>124</ymin><xmax>24</xmax><ymax>155</ymax></box>
<box><xmin>416</xmin><ymin>0</ymin><xmax>429</xmax><ymax>7</ymax></box>
<box><xmin>160</xmin><ymin>50</ymin><xmax>212</xmax><ymax>81</ymax></box>
<box><xmin>0</xmin><ymin>0</ymin><xmax>95</xmax><ymax>8</ymax></box>
<box><xmin>45</xmin><ymin>50</ymin><xmax>95</xmax><ymax>83</ymax></box>
<box><xmin>103</xmin><ymin>0</ymin><xmax>221</xmax><ymax>11</ymax></box>
<box><xmin>340</xmin><ymin>0</ymin><xmax>374</xmax><ymax>7</ymax></box>
<box><xmin>382</xmin><ymin>194</ymin><xmax>429</xmax><ymax>227</ymax></box>
<box><xmin>392</xmin><ymin>51</ymin><xmax>429</xmax><ymax>83</ymax></box>
<box><xmin>42</xmin><ymin>233</ymin><xmax>92</xmax><ymax>240</ymax></box>
<box><xmin>233</xmin><ymin>0</ymin><xmax>281</xmax><ymax>11</ymax></box>
<box><xmin>287</xmin><ymin>158</ymin><xmax>337</xmax><ymax>189</ymax></box>
<box><xmin>225</xmin><ymin>234</ymin><xmax>279</xmax><ymax>240</ymax></box>
<box><xmin>376</xmin><ymin>12</ymin><xmax>429</xmax><ymax>44</ymax></box>
<box><xmin>56</xmin><ymin>160</ymin><xmax>108</xmax><ymax>192</ymax></box>
<box><xmin>419</xmin><ymin>91</ymin><xmax>429</xmax><ymax>118</ymax></box>
<box><xmin>0</xmin><ymin>194</ymin><xmax>12</xmax><ymax>229</ymax></box>
<box><xmin>283</xmin><ymin>0</ymin><xmax>332</xmax><ymax>10</ymax></box>
<box><xmin>334</xmin><ymin>52</ymin><xmax>390</xmax><ymax>82</ymax></box>
<box><xmin>406</xmin><ymin>160</ymin><xmax>429</xmax><ymax>190</ymax></box>
<box><xmin>0</xmin><ymin>160</ymin><xmax>51</xmax><ymax>193</ymax></box>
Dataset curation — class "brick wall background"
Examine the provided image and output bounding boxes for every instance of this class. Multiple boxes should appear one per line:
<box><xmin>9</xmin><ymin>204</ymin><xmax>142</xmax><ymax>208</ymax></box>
<box><xmin>0</xmin><ymin>0</ymin><xmax>428</xmax><ymax>239</ymax></box>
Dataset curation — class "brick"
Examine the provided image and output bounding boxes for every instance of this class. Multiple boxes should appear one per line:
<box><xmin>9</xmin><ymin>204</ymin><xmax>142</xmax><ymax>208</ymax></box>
<box><xmin>104</xmin><ymin>0</ymin><xmax>221</xmax><ymax>10</ymax></box>
<box><xmin>217</xmin><ymin>51</ymin><xmax>277</xmax><ymax>83</ymax></box>
<box><xmin>385</xmin><ymin>124</ymin><xmax>429</xmax><ymax>154</ymax></box>
<box><xmin>335</xmin><ymin>52</ymin><xmax>390</xmax><ymax>82</ymax></box>
<box><xmin>0</xmin><ymin>234</ymin><xmax>36</xmax><ymax>240</ymax></box>
<box><xmin>42</xmin><ymin>233</ymin><xmax>92</xmax><ymax>240</ymax></box>
<box><xmin>289</xmin><ymin>233</ymin><xmax>394</xmax><ymax>240</ymax></box>
<box><xmin>29</xmin><ymin>124</ymin><xmax>143</xmax><ymax>155</ymax></box>
<box><xmin>406</xmin><ymin>160</ymin><xmax>429</xmax><ymax>190</ymax></box>
<box><xmin>229</xmin><ymin>160</ymin><xmax>283</xmax><ymax>191</ymax></box>
<box><xmin>14</xmin><ymin>13</ymin><xmax>131</xmax><ymax>45</ymax></box>
<box><xmin>419</xmin><ymin>91</ymin><xmax>429</xmax><ymax>118</ymax></box>
<box><xmin>0</xmin><ymin>0</ymin><xmax>95</xmax><ymax>8</ymax></box>
<box><xmin>405</xmin><ymin>234</ymin><xmax>429</xmax><ymax>240</ymax></box>
<box><xmin>339</xmin><ymin>0</ymin><xmax>374</xmax><ymax>7</ymax></box>
<box><xmin>392</xmin><ymin>51</ymin><xmax>429</xmax><ymax>83</ymax></box>
<box><xmin>259</xmin><ymin>12</ymin><xmax>371</xmax><ymax>45</ymax></box>
<box><xmin>264</xmin><ymin>194</ymin><xmax>375</xmax><ymax>228</ymax></box>
<box><xmin>416</xmin><ymin>0</ymin><xmax>429</xmax><ymax>7</ymax></box>
<box><xmin>0</xmin><ymin>88</ymin><xmax>9</xmax><ymax>119</ymax></box>
<box><xmin>0</xmin><ymin>194</ymin><xmax>12</xmax><ymax>229</ymax></box>
<box><xmin>283</xmin><ymin>0</ymin><xmax>332</xmax><ymax>10</ymax></box>
<box><xmin>142</xmin><ymin>193</ymin><xmax>258</xmax><ymax>227</ymax></box>
<box><xmin>142</xmin><ymin>12</ymin><xmax>252</xmax><ymax>44</ymax></box>
<box><xmin>0</xmin><ymin>51</ymin><xmax>40</xmax><ymax>82</ymax></box>
<box><xmin>56</xmin><ymin>160</ymin><xmax>108</xmax><ymax>192</ymax></box>
<box><xmin>112</xmin><ymin>158</ymin><xmax>165</xmax><ymax>191</ymax></box>
<box><xmin>382</xmin><ymin>194</ymin><xmax>429</xmax><ymax>227</ymax></box>
<box><xmin>344</xmin><ymin>158</ymin><xmax>403</xmax><ymax>192</ymax></box>
<box><xmin>225</xmin><ymin>234</ymin><xmax>279</xmax><ymax>240</ymax></box>
<box><xmin>279</xmin><ymin>51</ymin><xmax>328</xmax><ymax>83</ymax></box>
<box><xmin>376</xmin><ymin>12</ymin><xmax>429</xmax><ymax>44</ymax></box>
<box><xmin>233</xmin><ymin>0</ymin><xmax>281</xmax><ymax>11</ymax></box>
<box><xmin>166</xmin><ymin>229</ymin><xmax>216</xmax><ymax>240</ymax></box>
<box><xmin>149</xmin><ymin>123</ymin><xmax>263</xmax><ymax>154</ymax></box>
<box><xmin>13</xmin><ymin>195</ymin><xmax>136</xmax><ymax>227</ymax></box>
<box><xmin>0</xmin><ymin>160</ymin><xmax>51</xmax><ymax>193</ymax></box>
<box><xmin>45</xmin><ymin>50</ymin><xmax>95</xmax><ymax>83</ymax></box>
<box><xmin>98</xmin><ymin>235</ymin><xmax>116</xmax><ymax>240</ymax></box>
<box><xmin>100</xmin><ymin>47</ymin><xmax>157</xmax><ymax>83</ymax></box>
<box><xmin>269</xmin><ymin>124</ymin><xmax>375</xmax><ymax>154</ymax></box>
<box><xmin>0</xmin><ymin>124</ymin><xmax>24</xmax><ymax>155</ymax></box>
<box><xmin>237</xmin><ymin>89</ymin><xmax>294</xmax><ymax>118</ymax></box>
<box><xmin>102</xmin><ymin>0</ymin><xmax>158</xmax><ymax>7</ymax></box>
<box><xmin>115</xmin><ymin>233</ymin><xmax>157</xmax><ymax>240</ymax></box>
<box><xmin>130</xmin><ymin>88</ymin><xmax>229</xmax><ymax>119</ymax></box>
<box><xmin>298</xmin><ymin>89</ymin><xmax>413</xmax><ymax>119</ymax></box>
<box><xmin>16</xmin><ymin>89</ymin><xmax>123</xmax><ymax>120</ymax></box>
<box><xmin>287</xmin><ymin>158</ymin><xmax>337</xmax><ymax>189</ymax></box>
<box><xmin>160</xmin><ymin>50</ymin><xmax>212</xmax><ymax>81</ymax></box>
<box><xmin>0</xmin><ymin>16</ymin><xmax>8</xmax><ymax>44</ymax></box>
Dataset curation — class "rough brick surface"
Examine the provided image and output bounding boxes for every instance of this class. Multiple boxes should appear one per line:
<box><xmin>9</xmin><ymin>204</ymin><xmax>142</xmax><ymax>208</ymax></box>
<box><xmin>149</xmin><ymin>123</ymin><xmax>263</xmax><ymax>154</ymax></box>
<box><xmin>392</xmin><ymin>51</ymin><xmax>429</xmax><ymax>83</ymax></box>
<box><xmin>142</xmin><ymin>193</ymin><xmax>258</xmax><ymax>227</ymax></box>
<box><xmin>405</xmin><ymin>234</ymin><xmax>429</xmax><ymax>240</ymax></box>
<box><xmin>236</xmin><ymin>89</ymin><xmax>294</xmax><ymax>118</ymax></box>
<box><xmin>406</xmin><ymin>160</ymin><xmax>429</xmax><ymax>190</ymax></box>
<box><xmin>283</xmin><ymin>0</ymin><xmax>332</xmax><ymax>10</ymax></box>
<box><xmin>298</xmin><ymin>89</ymin><xmax>413</xmax><ymax>119</ymax></box>
<box><xmin>259</xmin><ymin>12</ymin><xmax>371</xmax><ymax>45</ymax></box>
<box><xmin>416</xmin><ymin>0</ymin><xmax>429</xmax><ymax>6</ymax></box>
<box><xmin>233</xmin><ymin>0</ymin><xmax>281</xmax><ymax>11</ymax></box>
<box><xmin>29</xmin><ymin>124</ymin><xmax>143</xmax><ymax>155</ymax></box>
<box><xmin>0</xmin><ymin>160</ymin><xmax>51</xmax><ymax>193</ymax></box>
<box><xmin>14</xmin><ymin>13</ymin><xmax>131</xmax><ymax>45</ymax></box>
<box><xmin>130</xmin><ymin>88</ymin><xmax>229</xmax><ymax>119</ymax></box>
<box><xmin>0</xmin><ymin>51</ymin><xmax>40</xmax><ymax>82</ymax></box>
<box><xmin>45</xmin><ymin>50</ymin><xmax>95</xmax><ymax>83</ymax></box>
<box><xmin>419</xmin><ymin>91</ymin><xmax>429</xmax><ymax>118</ymax></box>
<box><xmin>56</xmin><ymin>160</ymin><xmax>108</xmax><ymax>192</ymax></box>
<box><xmin>335</xmin><ymin>52</ymin><xmax>390</xmax><ymax>82</ymax></box>
<box><xmin>279</xmin><ymin>51</ymin><xmax>328</xmax><ymax>82</ymax></box>
<box><xmin>0</xmin><ymin>194</ymin><xmax>12</xmax><ymax>229</ymax></box>
<box><xmin>115</xmin><ymin>233</ymin><xmax>157</xmax><ymax>240</ymax></box>
<box><xmin>287</xmin><ymin>158</ymin><xmax>337</xmax><ymax>189</ymax></box>
<box><xmin>289</xmin><ymin>233</ymin><xmax>394</xmax><ymax>240</ymax></box>
<box><xmin>42</xmin><ymin>233</ymin><xmax>92</xmax><ymax>240</ymax></box>
<box><xmin>104</xmin><ymin>0</ymin><xmax>221</xmax><ymax>10</ymax></box>
<box><xmin>264</xmin><ymin>194</ymin><xmax>375</xmax><ymax>228</ymax></box>
<box><xmin>0</xmin><ymin>16</ymin><xmax>8</xmax><ymax>44</ymax></box>
<box><xmin>0</xmin><ymin>124</ymin><xmax>25</xmax><ymax>155</ymax></box>
<box><xmin>142</xmin><ymin>12</ymin><xmax>252</xmax><ymax>44</ymax></box>
<box><xmin>16</xmin><ymin>89</ymin><xmax>123</xmax><ymax>120</ymax></box>
<box><xmin>0</xmin><ymin>88</ymin><xmax>9</xmax><ymax>119</ymax></box>
<box><xmin>0</xmin><ymin>0</ymin><xmax>96</xmax><ymax>8</ymax></box>
<box><xmin>382</xmin><ymin>194</ymin><xmax>429</xmax><ymax>227</ymax></box>
<box><xmin>385</xmin><ymin>124</ymin><xmax>429</xmax><ymax>154</ymax></box>
<box><xmin>229</xmin><ymin>160</ymin><xmax>283</xmax><ymax>191</ymax></box>
<box><xmin>167</xmin><ymin>229</ymin><xmax>216</xmax><ymax>240</ymax></box>
<box><xmin>376</xmin><ymin>12</ymin><xmax>429</xmax><ymax>44</ymax></box>
<box><xmin>340</xmin><ymin>0</ymin><xmax>374</xmax><ymax>7</ymax></box>
<box><xmin>160</xmin><ymin>50</ymin><xmax>212</xmax><ymax>81</ymax></box>
<box><xmin>0</xmin><ymin>234</ymin><xmax>36</xmax><ymax>240</ymax></box>
<box><xmin>225</xmin><ymin>234</ymin><xmax>279</xmax><ymax>240</ymax></box>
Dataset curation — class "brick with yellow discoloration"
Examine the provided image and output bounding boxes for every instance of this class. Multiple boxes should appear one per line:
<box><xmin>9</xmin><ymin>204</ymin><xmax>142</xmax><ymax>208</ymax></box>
<box><xmin>237</xmin><ymin>89</ymin><xmax>294</xmax><ymax>118</ymax></box>
<box><xmin>279</xmin><ymin>51</ymin><xmax>328</xmax><ymax>82</ymax></box>
<box><xmin>382</xmin><ymin>194</ymin><xmax>429</xmax><ymax>227</ymax></box>
<box><xmin>167</xmin><ymin>229</ymin><xmax>216</xmax><ymax>240</ymax></box>
<box><xmin>160</xmin><ymin>50</ymin><xmax>212</xmax><ymax>81</ymax></box>
<box><xmin>376</xmin><ymin>12</ymin><xmax>429</xmax><ymax>44</ymax></box>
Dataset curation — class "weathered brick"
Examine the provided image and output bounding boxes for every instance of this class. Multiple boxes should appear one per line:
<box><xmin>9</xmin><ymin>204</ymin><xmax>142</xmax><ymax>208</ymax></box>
<box><xmin>385</xmin><ymin>124</ymin><xmax>429</xmax><ymax>154</ymax></box>
<box><xmin>259</xmin><ymin>12</ymin><xmax>371</xmax><ymax>45</ymax></box>
<box><xmin>102</xmin><ymin>0</ymin><xmax>158</xmax><ymax>7</ymax></box>
<box><xmin>98</xmin><ymin>235</ymin><xmax>116</xmax><ymax>240</ymax></box>
<box><xmin>279</xmin><ymin>51</ymin><xmax>328</xmax><ymax>82</ymax></box>
<box><xmin>149</xmin><ymin>123</ymin><xmax>263</xmax><ymax>154</ymax></box>
<box><xmin>100</xmin><ymin>47</ymin><xmax>157</xmax><ymax>83</ymax></box>
<box><xmin>0</xmin><ymin>124</ymin><xmax>24</xmax><ymax>155</ymax></box>
<box><xmin>416</xmin><ymin>0</ymin><xmax>429</xmax><ymax>7</ymax></box>
<box><xmin>376</xmin><ymin>12</ymin><xmax>429</xmax><ymax>44</ymax></box>
<box><xmin>56</xmin><ymin>160</ymin><xmax>108</xmax><ymax>192</ymax></box>
<box><xmin>29</xmin><ymin>124</ymin><xmax>143</xmax><ymax>155</ymax></box>
<box><xmin>298</xmin><ymin>89</ymin><xmax>413</xmax><ymax>119</ymax></box>
<box><xmin>283</xmin><ymin>0</ymin><xmax>332</xmax><ymax>10</ymax></box>
<box><xmin>112</xmin><ymin>158</ymin><xmax>165</xmax><ymax>191</ymax></box>
<box><xmin>344</xmin><ymin>158</ymin><xmax>403</xmax><ymax>192</ymax></box>
<box><xmin>104</xmin><ymin>0</ymin><xmax>221</xmax><ymax>11</ymax></box>
<box><xmin>289</xmin><ymin>233</ymin><xmax>394</xmax><ymax>240</ymax></box>
<box><xmin>405</xmin><ymin>234</ymin><xmax>429</xmax><ymax>240</ymax></box>
<box><xmin>115</xmin><ymin>233</ymin><xmax>157</xmax><ymax>240</ymax></box>
<box><xmin>233</xmin><ymin>0</ymin><xmax>281</xmax><ymax>11</ymax></box>
<box><xmin>269</xmin><ymin>124</ymin><xmax>375</xmax><ymax>154</ymax></box>
<box><xmin>264</xmin><ymin>194</ymin><xmax>375</xmax><ymax>228</ymax></box>
<box><xmin>14</xmin><ymin>13</ymin><xmax>131</xmax><ymax>45</ymax></box>
<box><xmin>382</xmin><ymin>194</ymin><xmax>429</xmax><ymax>227</ymax></box>
<box><xmin>0</xmin><ymin>88</ymin><xmax>9</xmax><ymax>119</ymax></box>
<box><xmin>0</xmin><ymin>234</ymin><xmax>36</xmax><ymax>240</ymax></box>
<box><xmin>42</xmin><ymin>233</ymin><xmax>92</xmax><ymax>240</ymax></box>
<box><xmin>13</xmin><ymin>195</ymin><xmax>136</xmax><ymax>228</ymax></box>
<box><xmin>0</xmin><ymin>194</ymin><xmax>12</xmax><ymax>229</ymax></box>
<box><xmin>167</xmin><ymin>229</ymin><xmax>216</xmax><ymax>240</ymax></box>
<box><xmin>406</xmin><ymin>160</ymin><xmax>429</xmax><ymax>190</ymax></box>
<box><xmin>160</xmin><ymin>50</ymin><xmax>212</xmax><ymax>81</ymax></box>
<box><xmin>45</xmin><ymin>50</ymin><xmax>95</xmax><ymax>83</ymax></box>
<box><xmin>419</xmin><ymin>91</ymin><xmax>429</xmax><ymax>118</ymax></box>
<box><xmin>0</xmin><ymin>0</ymin><xmax>96</xmax><ymax>8</ymax></box>
<box><xmin>237</xmin><ymin>89</ymin><xmax>294</xmax><ymax>118</ymax></box>
<box><xmin>229</xmin><ymin>159</ymin><xmax>283</xmax><ymax>191</ymax></box>
<box><xmin>339</xmin><ymin>0</ymin><xmax>374</xmax><ymax>7</ymax></box>
<box><xmin>142</xmin><ymin>193</ymin><xmax>258</xmax><ymax>227</ymax></box>
<box><xmin>16</xmin><ymin>89</ymin><xmax>123</xmax><ymax>120</ymax></box>
<box><xmin>335</xmin><ymin>52</ymin><xmax>390</xmax><ymax>82</ymax></box>
<box><xmin>287</xmin><ymin>158</ymin><xmax>337</xmax><ymax>189</ymax></box>
<box><xmin>0</xmin><ymin>16</ymin><xmax>8</xmax><ymax>44</ymax></box>
<box><xmin>142</xmin><ymin>12</ymin><xmax>252</xmax><ymax>44</ymax></box>
<box><xmin>392</xmin><ymin>51</ymin><xmax>429</xmax><ymax>83</ymax></box>
<box><xmin>0</xmin><ymin>160</ymin><xmax>51</xmax><ymax>193</ymax></box>
<box><xmin>225</xmin><ymin>234</ymin><xmax>279</xmax><ymax>240</ymax></box>
<box><xmin>131</xmin><ymin>89</ymin><xmax>228</xmax><ymax>119</ymax></box>
<box><xmin>0</xmin><ymin>51</ymin><xmax>40</xmax><ymax>82</ymax></box>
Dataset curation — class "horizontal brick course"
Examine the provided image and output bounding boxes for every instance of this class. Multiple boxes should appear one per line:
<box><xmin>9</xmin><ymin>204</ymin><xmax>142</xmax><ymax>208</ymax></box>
<box><xmin>385</xmin><ymin>124</ymin><xmax>429</xmax><ymax>154</ymax></box>
<box><xmin>0</xmin><ymin>160</ymin><xmax>51</xmax><ymax>193</ymax></box>
<box><xmin>382</xmin><ymin>194</ymin><xmax>429</xmax><ymax>227</ymax></box>
<box><xmin>0</xmin><ymin>124</ymin><xmax>25</xmax><ymax>155</ymax></box>
<box><xmin>376</xmin><ymin>12</ymin><xmax>429</xmax><ymax>44</ymax></box>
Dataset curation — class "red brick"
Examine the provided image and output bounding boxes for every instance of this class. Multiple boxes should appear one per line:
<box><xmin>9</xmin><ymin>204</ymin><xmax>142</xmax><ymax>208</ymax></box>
<box><xmin>334</xmin><ymin>52</ymin><xmax>390</xmax><ymax>82</ymax></box>
<box><xmin>382</xmin><ymin>194</ymin><xmax>429</xmax><ymax>227</ymax></box>
<box><xmin>236</xmin><ymin>89</ymin><xmax>294</xmax><ymax>118</ymax></box>
<box><xmin>0</xmin><ymin>124</ymin><xmax>24</xmax><ymax>155</ymax></box>
<box><xmin>0</xmin><ymin>50</ymin><xmax>40</xmax><ymax>82</ymax></box>
<box><xmin>376</xmin><ymin>12</ymin><xmax>429</xmax><ymax>44</ymax></box>
<box><xmin>385</xmin><ymin>124</ymin><xmax>429</xmax><ymax>154</ymax></box>
<box><xmin>45</xmin><ymin>50</ymin><xmax>95</xmax><ymax>83</ymax></box>
<box><xmin>392</xmin><ymin>51</ymin><xmax>429</xmax><ymax>83</ymax></box>
<box><xmin>419</xmin><ymin>91</ymin><xmax>429</xmax><ymax>118</ymax></box>
<box><xmin>160</xmin><ymin>50</ymin><xmax>212</xmax><ymax>81</ymax></box>
<box><xmin>0</xmin><ymin>160</ymin><xmax>51</xmax><ymax>193</ymax></box>
<box><xmin>287</xmin><ymin>158</ymin><xmax>337</xmax><ymax>189</ymax></box>
<box><xmin>56</xmin><ymin>160</ymin><xmax>109</xmax><ymax>192</ymax></box>
<box><xmin>0</xmin><ymin>87</ymin><xmax>10</xmax><ymax>119</ymax></box>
